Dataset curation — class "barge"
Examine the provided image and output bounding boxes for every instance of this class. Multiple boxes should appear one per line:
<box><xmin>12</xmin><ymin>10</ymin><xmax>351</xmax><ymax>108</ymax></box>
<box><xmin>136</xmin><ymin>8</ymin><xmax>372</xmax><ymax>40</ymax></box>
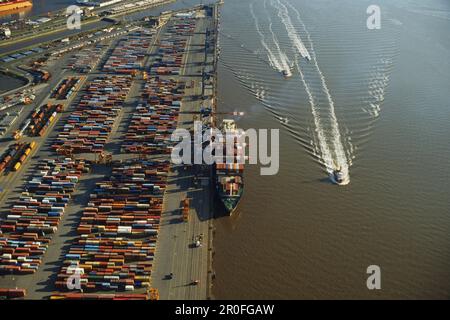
<box><xmin>0</xmin><ymin>0</ymin><xmax>32</xmax><ymax>13</ymax></box>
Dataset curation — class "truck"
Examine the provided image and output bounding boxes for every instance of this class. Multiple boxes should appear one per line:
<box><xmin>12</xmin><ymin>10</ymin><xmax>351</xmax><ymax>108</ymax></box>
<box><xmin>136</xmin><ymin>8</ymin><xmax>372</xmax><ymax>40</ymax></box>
<box><xmin>1</xmin><ymin>27</ymin><xmax>11</xmax><ymax>39</ymax></box>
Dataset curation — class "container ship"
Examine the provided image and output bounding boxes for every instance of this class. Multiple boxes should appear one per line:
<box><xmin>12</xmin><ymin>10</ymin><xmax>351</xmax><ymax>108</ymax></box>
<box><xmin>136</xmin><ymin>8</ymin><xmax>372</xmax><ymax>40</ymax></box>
<box><xmin>0</xmin><ymin>0</ymin><xmax>32</xmax><ymax>13</ymax></box>
<box><xmin>214</xmin><ymin>119</ymin><xmax>244</xmax><ymax>215</ymax></box>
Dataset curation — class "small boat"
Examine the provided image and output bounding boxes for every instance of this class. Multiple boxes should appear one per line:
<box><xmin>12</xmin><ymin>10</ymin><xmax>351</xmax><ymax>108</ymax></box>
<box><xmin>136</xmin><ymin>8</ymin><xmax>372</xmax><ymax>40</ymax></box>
<box><xmin>282</xmin><ymin>69</ymin><xmax>292</xmax><ymax>78</ymax></box>
<box><xmin>331</xmin><ymin>168</ymin><xmax>348</xmax><ymax>186</ymax></box>
<box><xmin>164</xmin><ymin>273</ymin><xmax>173</xmax><ymax>280</ymax></box>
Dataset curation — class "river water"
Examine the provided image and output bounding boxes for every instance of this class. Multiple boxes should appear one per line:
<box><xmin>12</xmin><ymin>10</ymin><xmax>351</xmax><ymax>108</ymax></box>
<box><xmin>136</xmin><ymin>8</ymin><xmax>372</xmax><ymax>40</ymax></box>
<box><xmin>0</xmin><ymin>73</ymin><xmax>26</xmax><ymax>93</ymax></box>
<box><xmin>212</xmin><ymin>0</ymin><xmax>450</xmax><ymax>299</ymax></box>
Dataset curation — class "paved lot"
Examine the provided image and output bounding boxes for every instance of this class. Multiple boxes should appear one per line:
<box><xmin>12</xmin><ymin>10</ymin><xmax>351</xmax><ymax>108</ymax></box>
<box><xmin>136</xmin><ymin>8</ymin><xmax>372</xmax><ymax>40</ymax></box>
<box><xmin>151</xmin><ymin>14</ymin><xmax>215</xmax><ymax>300</ymax></box>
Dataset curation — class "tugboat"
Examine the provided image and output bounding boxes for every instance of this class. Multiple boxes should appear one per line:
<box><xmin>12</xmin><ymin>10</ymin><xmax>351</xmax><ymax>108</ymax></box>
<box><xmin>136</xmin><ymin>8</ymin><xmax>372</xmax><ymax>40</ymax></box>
<box><xmin>278</xmin><ymin>116</ymin><xmax>289</xmax><ymax>124</ymax></box>
<box><xmin>214</xmin><ymin>119</ymin><xmax>244</xmax><ymax>215</ymax></box>
<box><xmin>333</xmin><ymin>169</ymin><xmax>344</xmax><ymax>185</ymax></box>
<box><xmin>282</xmin><ymin>69</ymin><xmax>292</xmax><ymax>78</ymax></box>
<box><xmin>331</xmin><ymin>167</ymin><xmax>348</xmax><ymax>186</ymax></box>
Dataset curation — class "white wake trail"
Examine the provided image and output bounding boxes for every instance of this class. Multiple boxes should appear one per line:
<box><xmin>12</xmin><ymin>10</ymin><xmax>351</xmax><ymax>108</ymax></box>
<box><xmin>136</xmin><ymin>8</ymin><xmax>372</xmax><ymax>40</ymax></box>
<box><xmin>277</xmin><ymin>0</ymin><xmax>350</xmax><ymax>181</ymax></box>
<box><xmin>271</xmin><ymin>0</ymin><xmax>311</xmax><ymax>61</ymax></box>
<box><xmin>250</xmin><ymin>1</ymin><xmax>289</xmax><ymax>74</ymax></box>
<box><xmin>295</xmin><ymin>60</ymin><xmax>335</xmax><ymax>171</ymax></box>
<box><xmin>365</xmin><ymin>57</ymin><xmax>393</xmax><ymax>118</ymax></box>
<box><xmin>264</xmin><ymin>0</ymin><xmax>291</xmax><ymax>73</ymax></box>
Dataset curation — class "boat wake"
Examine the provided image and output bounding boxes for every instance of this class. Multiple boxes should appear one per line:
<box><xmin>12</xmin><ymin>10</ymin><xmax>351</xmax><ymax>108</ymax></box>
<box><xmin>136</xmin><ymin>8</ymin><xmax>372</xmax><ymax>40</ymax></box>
<box><xmin>364</xmin><ymin>57</ymin><xmax>394</xmax><ymax>119</ymax></box>
<box><xmin>250</xmin><ymin>0</ymin><xmax>292</xmax><ymax>77</ymax></box>
<box><xmin>272</xmin><ymin>0</ymin><xmax>311</xmax><ymax>61</ymax></box>
<box><xmin>273</xmin><ymin>0</ymin><xmax>350</xmax><ymax>183</ymax></box>
<box><xmin>218</xmin><ymin>0</ymin><xmax>399</xmax><ymax>186</ymax></box>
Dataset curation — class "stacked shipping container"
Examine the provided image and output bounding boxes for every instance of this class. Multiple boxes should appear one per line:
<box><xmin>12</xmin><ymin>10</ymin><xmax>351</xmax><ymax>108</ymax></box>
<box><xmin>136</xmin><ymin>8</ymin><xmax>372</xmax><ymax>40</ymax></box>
<box><xmin>0</xmin><ymin>142</ymin><xmax>35</xmax><ymax>173</ymax></box>
<box><xmin>55</xmin><ymin>160</ymin><xmax>169</xmax><ymax>292</ymax></box>
<box><xmin>52</xmin><ymin>76</ymin><xmax>132</xmax><ymax>154</ymax></box>
<box><xmin>123</xmin><ymin>78</ymin><xmax>184</xmax><ymax>155</ymax></box>
<box><xmin>103</xmin><ymin>30</ymin><xmax>154</xmax><ymax>75</ymax></box>
<box><xmin>28</xmin><ymin>104</ymin><xmax>63</xmax><ymax>137</ymax></box>
<box><xmin>51</xmin><ymin>78</ymin><xmax>80</xmax><ymax>100</ymax></box>
<box><xmin>123</xmin><ymin>18</ymin><xmax>192</xmax><ymax>155</ymax></box>
<box><xmin>67</xmin><ymin>45</ymin><xmax>106</xmax><ymax>74</ymax></box>
<box><xmin>151</xmin><ymin>18</ymin><xmax>195</xmax><ymax>76</ymax></box>
<box><xmin>0</xmin><ymin>159</ymin><xmax>90</xmax><ymax>274</ymax></box>
<box><xmin>0</xmin><ymin>14</ymin><xmax>203</xmax><ymax>299</ymax></box>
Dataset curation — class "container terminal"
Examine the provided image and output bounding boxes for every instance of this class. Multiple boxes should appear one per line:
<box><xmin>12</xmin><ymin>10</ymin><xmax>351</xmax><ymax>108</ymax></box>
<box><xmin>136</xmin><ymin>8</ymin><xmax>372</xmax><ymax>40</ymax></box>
<box><xmin>0</xmin><ymin>2</ymin><xmax>222</xmax><ymax>300</ymax></box>
<box><xmin>0</xmin><ymin>0</ymin><xmax>175</xmax><ymax>41</ymax></box>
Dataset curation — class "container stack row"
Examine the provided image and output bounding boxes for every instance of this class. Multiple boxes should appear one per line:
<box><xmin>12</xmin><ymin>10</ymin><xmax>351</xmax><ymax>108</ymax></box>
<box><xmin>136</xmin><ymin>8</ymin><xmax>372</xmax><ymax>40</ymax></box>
<box><xmin>54</xmin><ymin>160</ymin><xmax>170</xmax><ymax>293</ymax></box>
<box><xmin>51</xmin><ymin>77</ymin><xmax>81</xmax><ymax>100</ymax></box>
<box><xmin>123</xmin><ymin>77</ymin><xmax>184</xmax><ymax>154</ymax></box>
<box><xmin>50</xmin><ymin>292</ymin><xmax>149</xmax><ymax>300</ymax></box>
<box><xmin>0</xmin><ymin>158</ymin><xmax>90</xmax><ymax>274</ymax></box>
<box><xmin>27</xmin><ymin>104</ymin><xmax>63</xmax><ymax>137</ymax></box>
<box><xmin>0</xmin><ymin>288</ymin><xmax>26</xmax><ymax>299</ymax></box>
<box><xmin>167</xmin><ymin>17</ymin><xmax>197</xmax><ymax>36</ymax></box>
<box><xmin>52</xmin><ymin>76</ymin><xmax>132</xmax><ymax>154</ymax></box>
<box><xmin>103</xmin><ymin>30</ymin><xmax>153</xmax><ymax>75</ymax></box>
<box><xmin>151</xmin><ymin>18</ymin><xmax>195</xmax><ymax>76</ymax></box>
<box><xmin>67</xmin><ymin>45</ymin><xmax>106</xmax><ymax>73</ymax></box>
<box><xmin>0</xmin><ymin>142</ymin><xmax>35</xmax><ymax>173</ymax></box>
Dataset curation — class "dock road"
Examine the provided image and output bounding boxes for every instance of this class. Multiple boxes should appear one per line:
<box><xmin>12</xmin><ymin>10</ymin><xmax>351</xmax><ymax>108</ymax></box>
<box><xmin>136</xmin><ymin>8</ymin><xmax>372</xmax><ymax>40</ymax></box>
<box><xmin>151</xmin><ymin>10</ymin><xmax>216</xmax><ymax>300</ymax></box>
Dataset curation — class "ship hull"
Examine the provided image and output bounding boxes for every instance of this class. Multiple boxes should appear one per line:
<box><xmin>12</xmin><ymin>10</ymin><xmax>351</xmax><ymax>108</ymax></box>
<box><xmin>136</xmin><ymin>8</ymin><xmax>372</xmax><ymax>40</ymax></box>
<box><xmin>0</xmin><ymin>1</ymin><xmax>32</xmax><ymax>13</ymax></box>
<box><xmin>217</xmin><ymin>187</ymin><xmax>243</xmax><ymax>216</ymax></box>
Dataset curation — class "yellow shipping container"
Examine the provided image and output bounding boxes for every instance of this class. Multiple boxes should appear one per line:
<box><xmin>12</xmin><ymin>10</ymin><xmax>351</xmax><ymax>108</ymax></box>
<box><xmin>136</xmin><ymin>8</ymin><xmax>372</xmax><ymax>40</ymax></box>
<box><xmin>111</xmin><ymin>260</ymin><xmax>125</xmax><ymax>265</ymax></box>
<box><xmin>13</xmin><ymin>162</ymin><xmax>21</xmax><ymax>171</ymax></box>
<box><xmin>79</xmin><ymin>264</ymin><xmax>93</xmax><ymax>272</ymax></box>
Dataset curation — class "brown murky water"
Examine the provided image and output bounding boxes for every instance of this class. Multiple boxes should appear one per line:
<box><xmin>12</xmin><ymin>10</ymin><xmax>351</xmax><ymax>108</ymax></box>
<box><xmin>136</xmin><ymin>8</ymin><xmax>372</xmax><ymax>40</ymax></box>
<box><xmin>213</xmin><ymin>0</ymin><xmax>450</xmax><ymax>299</ymax></box>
